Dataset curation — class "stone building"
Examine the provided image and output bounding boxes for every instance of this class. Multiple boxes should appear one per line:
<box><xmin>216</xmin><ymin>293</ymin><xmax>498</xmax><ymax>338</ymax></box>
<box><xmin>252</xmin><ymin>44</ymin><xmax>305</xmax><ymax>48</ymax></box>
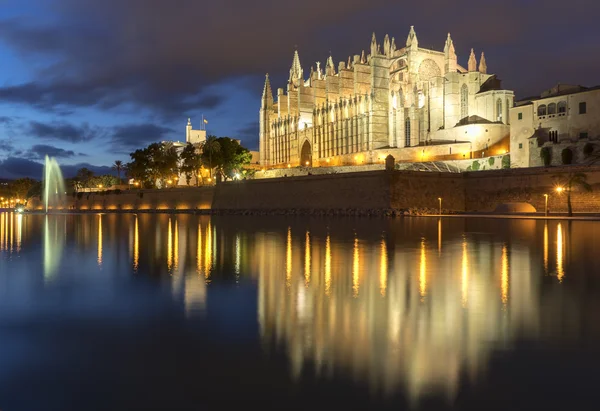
<box><xmin>510</xmin><ymin>84</ymin><xmax>600</xmax><ymax>168</ymax></box>
<box><xmin>259</xmin><ymin>27</ymin><xmax>514</xmax><ymax>167</ymax></box>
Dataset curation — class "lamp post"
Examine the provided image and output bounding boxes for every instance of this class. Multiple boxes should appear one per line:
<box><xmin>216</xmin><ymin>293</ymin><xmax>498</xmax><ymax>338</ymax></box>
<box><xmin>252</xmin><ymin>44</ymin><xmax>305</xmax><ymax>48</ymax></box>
<box><xmin>544</xmin><ymin>194</ymin><xmax>549</xmax><ymax>216</ymax></box>
<box><xmin>438</xmin><ymin>197</ymin><xmax>442</xmax><ymax>216</ymax></box>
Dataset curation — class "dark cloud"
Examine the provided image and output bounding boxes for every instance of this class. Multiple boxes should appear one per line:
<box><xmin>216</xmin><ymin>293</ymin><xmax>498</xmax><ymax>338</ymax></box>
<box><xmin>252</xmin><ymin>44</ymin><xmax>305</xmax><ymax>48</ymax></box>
<box><xmin>235</xmin><ymin>121</ymin><xmax>259</xmax><ymax>150</ymax></box>
<box><xmin>27</xmin><ymin>120</ymin><xmax>102</xmax><ymax>143</ymax></box>
<box><xmin>24</xmin><ymin>144</ymin><xmax>77</xmax><ymax>160</ymax></box>
<box><xmin>0</xmin><ymin>156</ymin><xmax>112</xmax><ymax>179</ymax></box>
<box><xmin>0</xmin><ymin>139</ymin><xmax>12</xmax><ymax>152</ymax></box>
<box><xmin>0</xmin><ymin>116</ymin><xmax>14</xmax><ymax>125</ymax></box>
<box><xmin>110</xmin><ymin>124</ymin><xmax>174</xmax><ymax>153</ymax></box>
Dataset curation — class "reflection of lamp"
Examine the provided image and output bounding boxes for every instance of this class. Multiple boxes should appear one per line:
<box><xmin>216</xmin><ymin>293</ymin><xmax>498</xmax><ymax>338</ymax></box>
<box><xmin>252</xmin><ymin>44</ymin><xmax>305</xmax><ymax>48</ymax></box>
<box><xmin>544</xmin><ymin>194</ymin><xmax>549</xmax><ymax>216</ymax></box>
<box><xmin>438</xmin><ymin>197</ymin><xmax>442</xmax><ymax>215</ymax></box>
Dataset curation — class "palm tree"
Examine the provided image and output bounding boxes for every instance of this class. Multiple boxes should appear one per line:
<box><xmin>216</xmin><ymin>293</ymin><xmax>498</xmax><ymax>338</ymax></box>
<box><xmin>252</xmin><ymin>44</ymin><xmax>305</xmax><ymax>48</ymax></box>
<box><xmin>113</xmin><ymin>160</ymin><xmax>124</xmax><ymax>181</ymax></box>
<box><xmin>554</xmin><ymin>172</ymin><xmax>592</xmax><ymax>216</ymax></box>
<box><xmin>201</xmin><ymin>136</ymin><xmax>221</xmax><ymax>179</ymax></box>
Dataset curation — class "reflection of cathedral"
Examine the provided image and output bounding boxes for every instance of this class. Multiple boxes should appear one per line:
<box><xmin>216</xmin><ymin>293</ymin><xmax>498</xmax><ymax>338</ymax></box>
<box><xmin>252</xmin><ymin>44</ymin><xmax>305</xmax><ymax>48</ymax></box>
<box><xmin>260</xmin><ymin>27</ymin><xmax>514</xmax><ymax>166</ymax></box>
<box><xmin>255</xmin><ymin>222</ymin><xmax>546</xmax><ymax>402</ymax></box>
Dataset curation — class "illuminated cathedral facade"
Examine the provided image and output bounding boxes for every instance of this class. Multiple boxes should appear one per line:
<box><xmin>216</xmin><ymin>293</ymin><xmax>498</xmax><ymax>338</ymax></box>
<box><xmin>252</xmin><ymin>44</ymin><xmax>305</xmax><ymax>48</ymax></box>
<box><xmin>259</xmin><ymin>27</ymin><xmax>514</xmax><ymax>167</ymax></box>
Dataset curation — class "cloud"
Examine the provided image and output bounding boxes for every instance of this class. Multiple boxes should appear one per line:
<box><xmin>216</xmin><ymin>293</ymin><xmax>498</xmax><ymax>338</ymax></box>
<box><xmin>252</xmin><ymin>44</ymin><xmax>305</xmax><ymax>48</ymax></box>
<box><xmin>110</xmin><ymin>123</ymin><xmax>174</xmax><ymax>153</ymax></box>
<box><xmin>27</xmin><ymin>120</ymin><xmax>102</xmax><ymax>143</ymax></box>
<box><xmin>0</xmin><ymin>156</ymin><xmax>113</xmax><ymax>179</ymax></box>
<box><xmin>0</xmin><ymin>139</ymin><xmax>12</xmax><ymax>152</ymax></box>
<box><xmin>24</xmin><ymin>144</ymin><xmax>77</xmax><ymax>160</ymax></box>
<box><xmin>0</xmin><ymin>116</ymin><xmax>14</xmax><ymax>125</ymax></box>
<box><xmin>235</xmin><ymin>121</ymin><xmax>259</xmax><ymax>150</ymax></box>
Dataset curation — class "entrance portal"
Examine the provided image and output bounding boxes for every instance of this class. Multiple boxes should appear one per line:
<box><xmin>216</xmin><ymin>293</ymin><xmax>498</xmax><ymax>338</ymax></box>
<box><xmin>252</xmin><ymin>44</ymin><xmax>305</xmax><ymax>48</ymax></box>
<box><xmin>300</xmin><ymin>140</ymin><xmax>312</xmax><ymax>167</ymax></box>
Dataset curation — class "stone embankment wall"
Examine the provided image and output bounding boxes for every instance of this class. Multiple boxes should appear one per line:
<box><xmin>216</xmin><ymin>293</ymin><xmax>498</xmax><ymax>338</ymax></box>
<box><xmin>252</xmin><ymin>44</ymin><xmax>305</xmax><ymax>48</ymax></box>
<box><xmin>29</xmin><ymin>165</ymin><xmax>600</xmax><ymax>214</ymax></box>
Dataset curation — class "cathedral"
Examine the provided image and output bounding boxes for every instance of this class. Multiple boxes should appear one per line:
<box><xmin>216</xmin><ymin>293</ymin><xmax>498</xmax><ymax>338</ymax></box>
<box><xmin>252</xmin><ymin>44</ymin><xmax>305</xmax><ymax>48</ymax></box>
<box><xmin>259</xmin><ymin>27</ymin><xmax>514</xmax><ymax>167</ymax></box>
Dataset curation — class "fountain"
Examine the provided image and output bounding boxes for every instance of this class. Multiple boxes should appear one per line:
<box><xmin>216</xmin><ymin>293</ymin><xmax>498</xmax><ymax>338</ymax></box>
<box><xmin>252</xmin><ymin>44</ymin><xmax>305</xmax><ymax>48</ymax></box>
<box><xmin>43</xmin><ymin>155</ymin><xmax>66</xmax><ymax>213</ymax></box>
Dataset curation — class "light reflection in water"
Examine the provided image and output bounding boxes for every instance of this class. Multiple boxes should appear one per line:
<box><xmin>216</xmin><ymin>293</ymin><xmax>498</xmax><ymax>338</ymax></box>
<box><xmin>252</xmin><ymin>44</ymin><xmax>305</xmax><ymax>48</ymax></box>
<box><xmin>544</xmin><ymin>222</ymin><xmax>549</xmax><ymax>275</ymax></box>
<box><xmin>380</xmin><ymin>238</ymin><xmax>387</xmax><ymax>296</ymax></box>
<box><xmin>167</xmin><ymin>218</ymin><xmax>173</xmax><ymax>273</ymax></box>
<box><xmin>438</xmin><ymin>218</ymin><xmax>442</xmax><ymax>255</ymax></box>
<box><xmin>43</xmin><ymin>215</ymin><xmax>65</xmax><ymax>280</ymax></box>
<box><xmin>97</xmin><ymin>215</ymin><xmax>103</xmax><ymax>267</ymax></box>
<box><xmin>174</xmin><ymin>220</ymin><xmax>179</xmax><ymax>272</ymax></box>
<box><xmin>304</xmin><ymin>231</ymin><xmax>310</xmax><ymax>286</ymax></box>
<box><xmin>286</xmin><ymin>227</ymin><xmax>292</xmax><ymax>288</ymax></box>
<box><xmin>133</xmin><ymin>216</ymin><xmax>139</xmax><ymax>272</ymax></box>
<box><xmin>235</xmin><ymin>233</ymin><xmax>241</xmax><ymax>277</ymax></box>
<box><xmin>325</xmin><ymin>234</ymin><xmax>331</xmax><ymax>296</ymax></box>
<box><xmin>353</xmin><ymin>236</ymin><xmax>360</xmax><ymax>297</ymax></box>
<box><xmin>501</xmin><ymin>244</ymin><xmax>509</xmax><ymax>306</ymax></box>
<box><xmin>461</xmin><ymin>237</ymin><xmax>469</xmax><ymax>307</ymax></box>
<box><xmin>557</xmin><ymin>223</ymin><xmax>564</xmax><ymax>282</ymax></box>
<box><xmin>204</xmin><ymin>221</ymin><xmax>212</xmax><ymax>279</ymax></box>
<box><xmin>16</xmin><ymin>213</ymin><xmax>23</xmax><ymax>253</ymax></box>
<box><xmin>419</xmin><ymin>238</ymin><xmax>427</xmax><ymax>299</ymax></box>
<box><xmin>197</xmin><ymin>223</ymin><xmax>202</xmax><ymax>275</ymax></box>
<box><xmin>0</xmin><ymin>212</ymin><xmax>5</xmax><ymax>251</ymax></box>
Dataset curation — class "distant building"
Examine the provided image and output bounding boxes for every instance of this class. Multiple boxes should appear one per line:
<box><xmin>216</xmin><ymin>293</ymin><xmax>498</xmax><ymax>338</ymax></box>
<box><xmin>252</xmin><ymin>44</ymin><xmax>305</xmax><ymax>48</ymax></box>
<box><xmin>510</xmin><ymin>84</ymin><xmax>600</xmax><ymax>168</ymax></box>
<box><xmin>259</xmin><ymin>27</ymin><xmax>514</xmax><ymax>167</ymax></box>
<box><xmin>185</xmin><ymin>118</ymin><xmax>207</xmax><ymax>145</ymax></box>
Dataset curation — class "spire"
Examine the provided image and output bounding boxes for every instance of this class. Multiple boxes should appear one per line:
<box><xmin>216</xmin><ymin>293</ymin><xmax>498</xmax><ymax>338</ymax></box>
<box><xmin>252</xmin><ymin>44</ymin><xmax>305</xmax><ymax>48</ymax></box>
<box><xmin>187</xmin><ymin>118</ymin><xmax>191</xmax><ymax>126</ymax></box>
<box><xmin>383</xmin><ymin>34</ymin><xmax>390</xmax><ymax>56</ymax></box>
<box><xmin>468</xmin><ymin>48</ymin><xmax>477</xmax><ymax>72</ymax></box>
<box><xmin>370</xmin><ymin>32</ymin><xmax>378</xmax><ymax>56</ymax></box>
<box><xmin>347</xmin><ymin>55</ymin><xmax>352</xmax><ymax>69</ymax></box>
<box><xmin>406</xmin><ymin>26</ymin><xmax>418</xmax><ymax>48</ymax></box>
<box><xmin>360</xmin><ymin>50</ymin><xmax>366</xmax><ymax>64</ymax></box>
<box><xmin>289</xmin><ymin>50</ymin><xmax>303</xmax><ymax>84</ymax></box>
<box><xmin>444</xmin><ymin>33</ymin><xmax>457</xmax><ymax>73</ymax></box>
<box><xmin>391</xmin><ymin>37</ymin><xmax>397</xmax><ymax>54</ymax></box>
<box><xmin>262</xmin><ymin>73</ymin><xmax>273</xmax><ymax>107</ymax></box>
<box><xmin>316</xmin><ymin>61</ymin><xmax>322</xmax><ymax>79</ymax></box>
<box><xmin>326</xmin><ymin>54</ymin><xmax>335</xmax><ymax>76</ymax></box>
<box><xmin>479</xmin><ymin>51</ymin><xmax>487</xmax><ymax>74</ymax></box>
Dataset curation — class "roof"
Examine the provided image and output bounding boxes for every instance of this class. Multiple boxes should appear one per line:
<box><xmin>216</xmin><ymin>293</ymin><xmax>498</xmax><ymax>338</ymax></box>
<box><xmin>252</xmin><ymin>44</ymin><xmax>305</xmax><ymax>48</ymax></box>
<box><xmin>455</xmin><ymin>115</ymin><xmax>501</xmax><ymax>127</ymax></box>
<box><xmin>516</xmin><ymin>83</ymin><xmax>600</xmax><ymax>105</ymax></box>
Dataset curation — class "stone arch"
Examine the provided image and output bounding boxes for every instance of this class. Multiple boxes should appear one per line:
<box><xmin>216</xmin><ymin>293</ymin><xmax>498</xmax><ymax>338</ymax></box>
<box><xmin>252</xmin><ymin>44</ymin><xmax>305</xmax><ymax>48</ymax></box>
<box><xmin>418</xmin><ymin>58</ymin><xmax>441</xmax><ymax>82</ymax></box>
<box><xmin>300</xmin><ymin>140</ymin><xmax>312</xmax><ymax>166</ymax></box>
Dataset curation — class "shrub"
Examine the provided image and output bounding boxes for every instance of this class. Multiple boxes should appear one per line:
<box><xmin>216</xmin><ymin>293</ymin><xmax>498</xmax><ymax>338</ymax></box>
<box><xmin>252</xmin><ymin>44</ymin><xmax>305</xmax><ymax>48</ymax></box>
<box><xmin>583</xmin><ymin>142</ymin><xmax>595</xmax><ymax>158</ymax></box>
<box><xmin>472</xmin><ymin>160</ymin><xmax>480</xmax><ymax>171</ymax></box>
<box><xmin>561</xmin><ymin>148</ymin><xmax>573</xmax><ymax>165</ymax></box>
<box><xmin>138</xmin><ymin>192</ymin><xmax>144</xmax><ymax>199</ymax></box>
<box><xmin>540</xmin><ymin>147</ymin><xmax>552</xmax><ymax>166</ymax></box>
<box><xmin>488</xmin><ymin>157</ymin><xmax>496</xmax><ymax>166</ymax></box>
<box><xmin>502</xmin><ymin>155</ymin><xmax>511</xmax><ymax>169</ymax></box>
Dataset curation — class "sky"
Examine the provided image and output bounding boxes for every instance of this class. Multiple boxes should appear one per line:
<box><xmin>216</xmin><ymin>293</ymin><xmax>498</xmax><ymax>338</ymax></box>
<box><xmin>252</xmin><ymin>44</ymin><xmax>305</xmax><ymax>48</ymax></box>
<box><xmin>1</xmin><ymin>0</ymin><xmax>599</xmax><ymax>179</ymax></box>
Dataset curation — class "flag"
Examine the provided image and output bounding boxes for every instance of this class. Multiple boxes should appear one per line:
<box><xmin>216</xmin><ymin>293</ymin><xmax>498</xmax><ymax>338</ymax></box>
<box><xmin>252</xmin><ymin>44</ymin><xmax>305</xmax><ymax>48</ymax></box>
<box><xmin>203</xmin><ymin>119</ymin><xmax>208</xmax><ymax>124</ymax></box>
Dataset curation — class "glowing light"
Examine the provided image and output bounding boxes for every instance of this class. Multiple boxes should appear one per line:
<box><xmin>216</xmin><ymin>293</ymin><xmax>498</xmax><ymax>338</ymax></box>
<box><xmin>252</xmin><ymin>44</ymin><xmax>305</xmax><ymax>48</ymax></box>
<box><xmin>325</xmin><ymin>234</ymin><xmax>331</xmax><ymax>296</ymax></box>
<box><xmin>305</xmin><ymin>230</ymin><xmax>311</xmax><ymax>286</ymax></box>
<box><xmin>305</xmin><ymin>161</ymin><xmax>309</xmax><ymax>166</ymax></box>
<box><xmin>353</xmin><ymin>236</ymin><xmax>360</xmax><ymax>297</ymax></box>
<box><xmin>543</xmin><ymin>222</ymin><xmax>549</xmax><ymax>275</ymax></box>
<box><xmin>133</xmin><ymin>216</ymin><xmax>139</xmax><ymax>272</ymax></box>
<box><xmin>97</xmin><ymin>214</ymin><xmax>103</xmax><ymax>267</ymax></box>
<box><xmin>286</xmin><ymin>227</ymin><xmax>292</xmax><ymax>288</ymax></box>
<box><xmin>235</xmin><ymin>173</ymin><xmax>241</xmax><ymax>180</ymax></box>
<box><xmin>380</xmin><ymin>238</ymin><xmax>387</xmax><ymax>297</ymax></box>
<box><xmin>419</xmin><ymin>238</ymin><xmax>427</xmax><ymax>300</ymax></box>
<box><xmin>204</xmin><ymin>221</ymin><xmax>212</xmax><ymax>279</ymax></box>
<box><xmin>326</xmin><ymin>158</ymin><xmax>330</xmax><ymax>163</ymax></box>
<box><xmin>557</xmin><ymin>223</ymin><xmax>564</xmax><ymax>282</ymax></box>
<box><xmin>287</xmin><ymin>163</ymin><xmax>291</xmax><ymax>168</ymax></box>
<box><xmin>461</xmin><ymin>238</ymin><xmax>468</xmax><ymax>307</ymax></box>
<box><xmin>501</xmin><ymin>244</ymin><xmax>509</xmax><ymax>306</ymax></box>
<box><xmin>555</xmin><ymin>186</ymin><xmax>564</xmax><ymax>194</ymax></box>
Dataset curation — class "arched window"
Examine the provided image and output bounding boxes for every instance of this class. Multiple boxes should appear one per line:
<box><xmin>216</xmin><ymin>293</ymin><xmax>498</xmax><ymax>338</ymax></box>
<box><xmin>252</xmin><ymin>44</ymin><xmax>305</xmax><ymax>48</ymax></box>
<box><xmin>548</xmin><ymin>103</ymin><xmax>556</xmax><ymax>115</ymax></box>
<box><xmin>460</xmin><ymin>84</ymin><xmax>469</xmax><ymax>119</ymax></box>
<box><xmin>558</xmin><ymin>101</ymin><xmax>567</xmax><ymax>114</ymax></box>
<box><xmin>496</xmin><ymin>98</ymin><xmax>503</xmax><ymax>122</ymax></box>
<box><xmin>538</xmin><ymin>104</ymin><xmax>547</xmax><ymax>116</ymax></box>
<box><xmin>405</xmin><ymin>118</ymin><xmax>411</xmax><ymax>147</ymax></box>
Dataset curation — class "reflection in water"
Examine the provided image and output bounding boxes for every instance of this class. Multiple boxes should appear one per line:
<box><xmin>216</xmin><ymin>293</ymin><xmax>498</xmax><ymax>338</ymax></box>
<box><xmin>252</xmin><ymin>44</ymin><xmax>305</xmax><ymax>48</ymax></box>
<box><xmin>204</xmin><ymin>221</ymin><xmax>212</xmax><ymax>279</ymax></box>
<box><xmin>501</xmin><ymin>244</ymin><xmax>509</xmax><ymax>306</ymax></box>
<box><xmin>43</xmin><ymin>215</ymin><xmax>65</xmax><ymax>280</ymax></box>
<box><xmin>197</xmin><ymin>223</ymin><xmax>202</xmax><ymax>275</ymax></box>
<box><xmin>167</xmin><ymin>218</ymin><xmax>173</xmax><ymax>272</ymax></box>
<box><xmin>304</xmin><ymin>231</ymin><xmax>310</xmax><ymax>286</ymax></box>
<box><xmin>286</xmin><ymin>227</ymin><xmax>292</xmax><ymax>288</ymax></box>
<box><xmin>557</xmin><ymin>223</ymin><xmax>564</xmax><ymax>282</ymax></box>
<box><xmin>380</xmin><ymin>238</ymin><xmax>387</xmax><ymax>296</ymax></box>
<box><xmin>325</xmin><ymin>234</ymin><xmax>331</xmax><ymax>296</ymax></box>
<box><xmin>97</xmin><ymin>215</ymin><xmax>103</xmax><ymax>267</ymax></box>
<box><xmin>461</xmin><ymin>237</ymin><xmax>469</xmax><ymax>307</ymax></box>
<box><xmin>438</xmin><ymin>218</ymin><xmax>442</xmax><ymax>255</ymax></box>
<box><xmin>544</xmin><ymin>222</ymin><xmax>549</xmax><ymax>275</ymax></box>
<box><xmin>16</xmin><ymin>214</ymin><xmax>23</xmax><ymax>253</ymax></box>
<box><xmin>419</xmin><ymin>238</ymin><xmax>427</xmax><ymax>299</ymax></box>
<box><xmin>133</xmin><ymin>216</ymin><xmax>139</xmax><ymax>272</ymax></box>
<box><xmin>235</xmin><ymin>233</ymin><xmax>241</xmax><ymax>277</ymax></box>
<box><xmin>353</xmin><ymin>236</ymin><xmax>360</xmax><ymax>297</ymax></box>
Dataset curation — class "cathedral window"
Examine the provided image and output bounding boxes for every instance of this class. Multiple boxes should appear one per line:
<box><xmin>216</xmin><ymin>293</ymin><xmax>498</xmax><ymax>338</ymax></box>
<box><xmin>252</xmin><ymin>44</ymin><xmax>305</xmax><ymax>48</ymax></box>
<box><xmin>405</xmin><ymin>118</ymin><xmax>411</xmax><ymax>147</ymax></box>
<box><xmin>460</xmin><ymin>84</ymin><xmax>469</xmax><ymax>119</ymax></box>
<box><xmin>496</xmin><ymin>98</ymin><xmax>503</xmax><ymax>122</ymax></box>
<box><xmin>548</xmin><ymin>103</ymin><xmax>556</xmax><ymax>115</ymax></box>
<box><xmin>558</xmin><ymin>101</ymin><xmax>567</xmax><ymax>114</ymax></box>
<box><xmin>537</xmin><ymin>105</ymin><xmax>547</xmax><ymax>116</ymax></box>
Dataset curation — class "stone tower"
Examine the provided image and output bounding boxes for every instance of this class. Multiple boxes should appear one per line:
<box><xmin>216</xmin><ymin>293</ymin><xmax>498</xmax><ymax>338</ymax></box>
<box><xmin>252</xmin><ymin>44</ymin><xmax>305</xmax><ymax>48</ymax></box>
<box><xmin>259</xmin><ymin>74</ymin><xmax>274</xmax><ymax>165</ymax></box>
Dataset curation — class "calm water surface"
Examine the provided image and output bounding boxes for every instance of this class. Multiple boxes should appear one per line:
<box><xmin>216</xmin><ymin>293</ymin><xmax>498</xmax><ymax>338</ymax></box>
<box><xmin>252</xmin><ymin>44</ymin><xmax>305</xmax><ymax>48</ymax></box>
<box><xmin>1</xmin><ymin>212</ymin><xmax>599</xmax><ymax>410</ymax></box>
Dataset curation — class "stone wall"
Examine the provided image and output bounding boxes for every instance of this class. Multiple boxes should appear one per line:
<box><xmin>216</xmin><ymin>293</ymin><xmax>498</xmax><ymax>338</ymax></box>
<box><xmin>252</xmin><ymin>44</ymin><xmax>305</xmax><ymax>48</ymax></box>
<box><xmin>29</xmin><ymin>165</ymin><xmax>600</xmax><ymax>215</ymax></box>
<box><xmin>528</xmin><ymin>139</ymin><xmax>600</xmax><ymax>168</ymax></box>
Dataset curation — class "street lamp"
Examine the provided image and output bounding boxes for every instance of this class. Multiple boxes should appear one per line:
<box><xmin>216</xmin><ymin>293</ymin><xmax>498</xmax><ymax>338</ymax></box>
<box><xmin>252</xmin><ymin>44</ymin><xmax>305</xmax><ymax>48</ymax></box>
<box><xmin>544</xmin><ymin>194</ymin><xmax>549</xmax><ymax>216</ymax></box>
<box><xmin>556</xmin><ymin>186</ymin><xmax>564</xmax><ymax>194</ymax></box>
<box><xmin>438</xmin><ymin>197</ymin><xmax>442</xmax><ymax>215</ymax></box>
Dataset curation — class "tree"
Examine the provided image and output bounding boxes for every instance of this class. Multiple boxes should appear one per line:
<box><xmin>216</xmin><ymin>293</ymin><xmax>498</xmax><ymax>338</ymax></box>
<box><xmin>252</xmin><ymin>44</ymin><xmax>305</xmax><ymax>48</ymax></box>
<box><xmin>180</xmin><ymin>143</ymin><xmax>203</xmax><ymax>186</ymax></box>
<box><xmin>76</xmin><ymin>168</ymin><xmax>95</xmax><ymax>188</ymax></box>
<box><xmin>9</xmin><ymin>178</ymin><xmax>36</xmax><ymax>200</ymax></box>
<box><xmin>112</xmin><ymin>160</ymin><xmax>124</xmax><ymax>181</ymax></box>
<box><xmin>201</xmin><ymin>137</ymin><xmax>251</xmax><ymax>181</ymax></box>
<box><xmin>127</xmin><ymin>142</ymin><xmax>180</xmax><ymax>188</ymax></box>
<box><xmin>200</xmin><ymin>136</ymin><xmax>221</xmax><ymax>178</ymax></box>
<box><xmin>554</xmin><ymin>172</ymin><xmax>592</xmax><ymax>216</ymax></box>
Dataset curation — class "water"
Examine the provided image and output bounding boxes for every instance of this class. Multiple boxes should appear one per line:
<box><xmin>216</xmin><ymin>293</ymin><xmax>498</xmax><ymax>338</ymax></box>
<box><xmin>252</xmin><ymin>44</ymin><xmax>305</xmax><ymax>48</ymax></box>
<box><xmin>43</xmin><ymin>155</ymin><xmax>66</xmax><ymax>212</ymax></box>
<box><xmin>1</xmin><ymin>213</ymin><xmax>599</xmax><ymax>411</ymax></box>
